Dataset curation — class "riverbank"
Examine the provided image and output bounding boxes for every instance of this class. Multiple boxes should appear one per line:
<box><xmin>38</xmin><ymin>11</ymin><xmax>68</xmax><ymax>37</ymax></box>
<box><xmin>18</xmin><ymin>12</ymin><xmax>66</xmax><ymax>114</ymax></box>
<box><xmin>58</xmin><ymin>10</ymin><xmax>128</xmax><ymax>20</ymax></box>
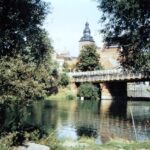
<box><xmin>33</xmin><ymin>138</ymin><xmax>150</xmax><ymax>150</ymax></box>
<box><xmin>60</xmin><ymin>139</ymin><xmax>150</xmax><ymax>150</ymax></box>
<box><xmin>1</xmin><ymin>132</ymin><xmax>150</xmax><ymax>150</ymax></box>
<box><xmin>46</xmin><ymin>86</ymin><xmax>77</xmax><ymax>101</ymax></box>
<box><xmin>37</xmin><ymin>133</ymin><xmax>150</xmax><ymax>150</ymax></box>
<box><xmin>0</xmin><ymin>138</ymin><xmax>150</xmax><ymax>150</ymax></box>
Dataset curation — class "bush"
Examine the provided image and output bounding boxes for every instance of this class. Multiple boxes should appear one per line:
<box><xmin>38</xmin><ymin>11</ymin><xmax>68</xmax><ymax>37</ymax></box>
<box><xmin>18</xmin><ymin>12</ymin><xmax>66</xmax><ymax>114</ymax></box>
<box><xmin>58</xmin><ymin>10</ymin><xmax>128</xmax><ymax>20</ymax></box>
<box><xmin>59</xmin><ymin>73</ymin><xmax>69</xmax><ymax>87</ymax></box>
<box><xmin>0</xmin><ymin>56</ymin><xmax>51</xmax><ymax>103</ymax></box>
<box><xmin>77</xmin><ymin>83</ymin><xmax>100</xmax><ymax>100</ymax></box>
<box><xmin>66</xmin><ymin>94</ymin><xmax>75</xmax><ymax>100</ymax></box>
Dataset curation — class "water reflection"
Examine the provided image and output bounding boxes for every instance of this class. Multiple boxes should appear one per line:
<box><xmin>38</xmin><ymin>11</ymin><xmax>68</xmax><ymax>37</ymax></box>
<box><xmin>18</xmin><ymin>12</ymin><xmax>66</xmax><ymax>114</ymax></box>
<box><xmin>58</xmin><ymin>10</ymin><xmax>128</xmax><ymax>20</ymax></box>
<box><xmin>109</xmin><ymin>101</ymin><xmax>127</xmax><ymax>118</ymax></box>
<box><xmin>57</xmin><ymin>125</ymin><xmax>78</xmax><ymax>140</ymax></box>
<box><xmin>55</xmin><ymin>99</ymin><xmax>150</xmax><ymax>142</ymax></box>
<box><xmin>0</xmin><ymin>99</ymin><xmax>150</xmax><ymax>143</ymax></box>
<box><xmin>77</xmin><ymin>126</ymin><xmax>97</xmax><ymax>138</ymax></box>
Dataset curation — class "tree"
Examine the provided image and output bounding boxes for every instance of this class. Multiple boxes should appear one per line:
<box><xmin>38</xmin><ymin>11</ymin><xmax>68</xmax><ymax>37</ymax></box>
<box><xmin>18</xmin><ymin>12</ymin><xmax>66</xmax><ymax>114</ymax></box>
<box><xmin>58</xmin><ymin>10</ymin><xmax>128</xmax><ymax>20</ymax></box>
<box><xmin>26</xmin><ymin>29</ymin><xmax>53</xmax><ymax>65</ymax></box>
<box><xmin>0</xmin><ymin>0</ymin><xmax>57</xmax><ymax>103</ymax></box>
<box><xmin>97</xmin><ymin>0</ymin><xmax>150</xmax><ymax>72</ymax></box>
<box><xmin>77</xmin><ymin>83</ymin><xmax>100</xmax><ymax>100</ymax></box>
<box><xmin>76</xmin><ymin>45</ymin><xmax>102</xmax><ymax>71</ymax></box>
<box><xmin>0</xmin><ymin>56</ymin><xmax>49</xmax><ymax>103</ymax></box>
<box><xmin>0</xmin><ymin>0</ymin><xmax>51</xmax><ymax>63</ymax></box>
<box><xmin>59</xmin><ymin>73</ymin><xmax>69</xmax><ymax>87</ymax></box>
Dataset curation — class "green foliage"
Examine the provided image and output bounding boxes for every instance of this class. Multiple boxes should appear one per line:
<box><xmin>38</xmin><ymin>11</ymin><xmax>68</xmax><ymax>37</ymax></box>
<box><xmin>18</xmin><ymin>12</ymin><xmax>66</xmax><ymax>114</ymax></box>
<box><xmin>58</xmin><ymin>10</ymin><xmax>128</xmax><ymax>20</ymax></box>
<box><xmin>59</xmin><ymin>73</ymin><xmax>69</xmax><ymax>87</ymax></box>
<box><xmin>63</xmin><ymin>61</ymin><xmax>70</xmax><ymax>72</ymax></box>
<box><xmin>77</xmin><ymin>83</ymin><xmax>100</xmax><ymax>100</ymax></box>
<box><xmin>39</xmin><ymin>132</ymin><xmax>65</xmax><ymax>150</ymax></box>
<box><xmin>66</xmin><ymin>94</ymin><xmax>75</xmax><ymax>100</ymax></box>
<box><xmin>76</xmin><ymin>45</ymin><xmax>102</xmax><ymax>71</ymax></box>
<box><xmin>0</xmin><ymin>0</ymin><xmax>57</xmax><ymax>102</ymax></box>
<box><xmin>137</xmin><ymin>51</ymin><xmax>150</xmax><ymax>72</ymax></box>
<box><xmin>0</xmin><ymin>56</ymin><xmax>52</xmax><ymax>102</ymax></box>
<box><xmin>0</xmin><ymin>133</ymin><xmax>17</xmax><ymax>150</ymax></box>
<box><xmin>97</xmin><ymin>0</ymin><xmax>150</xmax><ymax>72</ymax></box>
<box><xmin>27</xmin><ymin>29</ymin><xmax>54</xmax><ymax>64</ymax></box>
<box><xmin>0</xmin><ymin>0</ymin><xmax>52</xmax><ymax>63</ymax></box>
<box><xmin>47</xmin><ymin>87</ymin><xmax>77</xmax><ymax>101</ymax></box>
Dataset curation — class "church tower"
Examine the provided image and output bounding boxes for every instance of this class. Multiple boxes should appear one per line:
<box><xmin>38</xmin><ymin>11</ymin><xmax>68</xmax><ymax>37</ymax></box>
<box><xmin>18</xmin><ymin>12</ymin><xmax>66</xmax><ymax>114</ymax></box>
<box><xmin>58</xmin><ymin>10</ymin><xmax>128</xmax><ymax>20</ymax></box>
<box><xmin>79</xmin><ymin>22</ymin><xmax>95</xmax><ymax>50</ymax></box>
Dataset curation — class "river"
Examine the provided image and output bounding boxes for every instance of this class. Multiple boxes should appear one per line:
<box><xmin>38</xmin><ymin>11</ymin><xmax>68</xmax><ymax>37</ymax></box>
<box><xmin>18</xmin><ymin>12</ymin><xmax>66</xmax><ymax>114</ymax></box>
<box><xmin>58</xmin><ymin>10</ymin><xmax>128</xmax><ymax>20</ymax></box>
<box><xmin>1</xmin><ymin>99</ymin><xmax>150</xmax><ymax>143</ymax></box>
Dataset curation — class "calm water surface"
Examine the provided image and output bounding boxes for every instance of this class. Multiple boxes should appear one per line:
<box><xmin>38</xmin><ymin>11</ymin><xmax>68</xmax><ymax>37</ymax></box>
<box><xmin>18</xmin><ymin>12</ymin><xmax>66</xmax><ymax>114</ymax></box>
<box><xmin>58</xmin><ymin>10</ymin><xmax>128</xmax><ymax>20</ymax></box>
<box><xmin>2</xmin><ymin>99</ymin><xmax>150</xmax><ymax>143</ymax></box>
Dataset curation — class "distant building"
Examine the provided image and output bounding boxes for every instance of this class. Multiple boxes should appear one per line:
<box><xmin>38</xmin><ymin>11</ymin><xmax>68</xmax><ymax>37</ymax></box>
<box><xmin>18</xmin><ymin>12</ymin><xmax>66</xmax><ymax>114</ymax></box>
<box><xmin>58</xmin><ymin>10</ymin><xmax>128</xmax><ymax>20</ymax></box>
<box><xmin>53</xmin><ymin>51</ymin><xmax>77</xmax><ymax>72</ymax></box>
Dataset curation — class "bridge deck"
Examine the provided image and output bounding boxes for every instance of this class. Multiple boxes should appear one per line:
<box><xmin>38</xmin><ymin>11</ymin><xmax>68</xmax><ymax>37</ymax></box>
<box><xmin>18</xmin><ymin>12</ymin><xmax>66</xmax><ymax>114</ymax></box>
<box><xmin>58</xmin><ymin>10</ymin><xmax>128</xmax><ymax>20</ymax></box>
<box><xmin>69</xmin><ymin>70</ymin><xmax>150</xmax><ymax>83</ymax></box>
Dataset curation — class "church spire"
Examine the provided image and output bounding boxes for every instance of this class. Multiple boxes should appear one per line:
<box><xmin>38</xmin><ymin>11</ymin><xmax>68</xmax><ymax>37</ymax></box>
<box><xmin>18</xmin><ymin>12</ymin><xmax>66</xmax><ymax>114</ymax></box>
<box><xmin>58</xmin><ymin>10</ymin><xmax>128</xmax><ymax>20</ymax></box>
<box><xmin>79</xmin><ymin>22</ymin><xmax>94</xmax><ymax>42</ymax></box>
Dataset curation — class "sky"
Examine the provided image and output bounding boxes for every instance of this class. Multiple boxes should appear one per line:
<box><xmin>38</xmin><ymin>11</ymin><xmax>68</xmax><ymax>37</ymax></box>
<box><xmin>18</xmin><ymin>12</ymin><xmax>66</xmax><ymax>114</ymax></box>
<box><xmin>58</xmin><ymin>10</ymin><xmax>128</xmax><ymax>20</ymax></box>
<box><xmin>43</xmin><ymin>0</ymin><xmax>103</xmax><ymax>57</ymax></box>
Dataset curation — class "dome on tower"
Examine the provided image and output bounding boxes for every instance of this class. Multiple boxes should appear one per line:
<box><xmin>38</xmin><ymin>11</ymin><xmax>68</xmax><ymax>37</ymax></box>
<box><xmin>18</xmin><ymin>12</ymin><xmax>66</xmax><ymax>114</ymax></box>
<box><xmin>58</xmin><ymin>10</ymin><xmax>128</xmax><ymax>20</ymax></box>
<box><xmin>79</xmin><ymin>22</ymin><xmax>94</xmax><ymax>42</ymax></box>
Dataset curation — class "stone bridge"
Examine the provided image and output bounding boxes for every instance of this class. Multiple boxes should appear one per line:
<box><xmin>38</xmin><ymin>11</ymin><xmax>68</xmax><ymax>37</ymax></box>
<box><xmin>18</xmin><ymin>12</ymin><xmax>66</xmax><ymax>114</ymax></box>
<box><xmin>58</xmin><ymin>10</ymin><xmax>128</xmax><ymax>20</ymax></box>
<box><xmin>68</xmin><ymin>70</ymin><xmax>150</xmax><ymax>99</ymax></box>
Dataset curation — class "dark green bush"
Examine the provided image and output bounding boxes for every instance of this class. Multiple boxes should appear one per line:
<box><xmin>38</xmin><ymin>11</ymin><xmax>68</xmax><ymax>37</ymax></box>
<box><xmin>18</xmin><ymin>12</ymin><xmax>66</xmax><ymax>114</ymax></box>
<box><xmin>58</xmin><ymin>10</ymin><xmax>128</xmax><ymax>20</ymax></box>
<box><xmin>59</xmin><ymin>73</ymin><xmax>69</xmax><ymax>87</ymax></box>
<box><xmin>77</xmin><ymin>83</ymin><xmax>100</xmax><ymax>100</ymax></box>
<box><xmin>66</xmin><ymin>94</ymin><xmax>75</xmax><ymax>100</ymax></box>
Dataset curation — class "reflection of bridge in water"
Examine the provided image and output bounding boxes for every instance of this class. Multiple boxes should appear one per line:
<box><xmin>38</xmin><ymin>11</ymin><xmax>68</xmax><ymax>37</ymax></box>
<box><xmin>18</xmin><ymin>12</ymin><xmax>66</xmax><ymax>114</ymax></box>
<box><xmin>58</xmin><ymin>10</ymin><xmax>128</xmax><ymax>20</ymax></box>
<box><xmin>73</xmin><ymin>100</ymin><xmax>150</xmax><ymax>142</ymax></box>
<box><xmin>69</xmin><ymin>70</ymin><xmax>150</xmax><ymax>99</ymax></box>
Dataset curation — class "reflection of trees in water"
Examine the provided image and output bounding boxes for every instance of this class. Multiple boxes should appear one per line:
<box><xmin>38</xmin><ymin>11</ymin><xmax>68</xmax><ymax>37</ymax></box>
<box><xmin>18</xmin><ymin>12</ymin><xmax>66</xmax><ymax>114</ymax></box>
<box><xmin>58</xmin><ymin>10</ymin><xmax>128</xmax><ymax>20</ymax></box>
<box><xmin>77</xmin><ymin>126</ymin><xmax>97</xmax><ymax>138</ymax></box>
<box><xmin>73</xmin><ymin>100</ymin><xmax>101</xmax><ymax>138</ymax></box>
<box><xmin>99</xmin><ymin>100</ymin><xmax>135</xmax><ymax>140</ymax></box>
<box><xmin>73</xmin><ymin>100</ymin><xmax>150</xmax><ymax>141</ymax></box>
<box><xmin>0</xmin><ymin>101</ymin><xmax>58</xmax><ymax>142</ymax></box>
<box><xmin>100</xmin><ymin>100</ymin><xmax>150</xmax><ymax>141</ymax></box>
<box><xmin>74</xmin><ymin>100</ymin><xmax>132</xmax><ymax>140</ymax></box>
<box><xmin>0</xmin><ymin>101</ymin><xmax>29</xmax><ymax>133</ymax></box>
<box><xmin>77</xmin><ymin>100</ymin><xmax>100</xmax><ymax>114</ymax></box>
<box><xmin>75</xmin><ymin>100</ymin><xmax>100</xmax><ymax>127</ymax></box>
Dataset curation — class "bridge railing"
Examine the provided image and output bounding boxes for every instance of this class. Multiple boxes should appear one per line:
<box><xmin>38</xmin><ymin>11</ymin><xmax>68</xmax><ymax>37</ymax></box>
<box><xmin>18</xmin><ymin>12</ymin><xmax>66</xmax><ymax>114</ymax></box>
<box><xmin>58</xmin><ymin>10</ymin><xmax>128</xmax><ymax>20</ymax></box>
<box><xmin>68</xmin><ymin>69</ymin><xmax>122</xmax><ymax>77</ymax></box>
<box><xmin>68</xmin><ymin>69</ymin><xmax>150</xmax><ymax>82</ymax></box>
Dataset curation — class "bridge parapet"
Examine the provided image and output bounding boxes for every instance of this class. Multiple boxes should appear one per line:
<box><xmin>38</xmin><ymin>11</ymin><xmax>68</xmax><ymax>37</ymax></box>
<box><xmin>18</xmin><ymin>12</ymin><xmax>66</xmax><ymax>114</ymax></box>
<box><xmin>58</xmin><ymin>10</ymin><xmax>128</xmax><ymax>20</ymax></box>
<box><xmin>68</xmin><ymin>70</ymin><xmax>150</xmax><ymax>83</ymax></box>
<box><xmin>69</xmin><ymin>69</ymin><xmax>121</xmax><ymax>77</ymax></box>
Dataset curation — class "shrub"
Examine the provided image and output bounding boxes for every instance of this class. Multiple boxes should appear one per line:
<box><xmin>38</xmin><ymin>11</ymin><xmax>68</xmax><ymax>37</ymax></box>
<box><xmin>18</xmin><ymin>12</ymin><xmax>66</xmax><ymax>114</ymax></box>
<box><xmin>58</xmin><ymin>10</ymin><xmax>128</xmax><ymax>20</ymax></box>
<box><xmin>59</xmin><ymin>73</ymin><xmax>69</xmax><ymax>87</ymax></box>
<box><xmin>77</xmin><ymin>83</ymin><xmax>100</xmax><ymax>100</ymax></box>
<box><xmin>66</xmin><ymin>94</ymin><xmax>75</xmax><ymax>100</ymax></box>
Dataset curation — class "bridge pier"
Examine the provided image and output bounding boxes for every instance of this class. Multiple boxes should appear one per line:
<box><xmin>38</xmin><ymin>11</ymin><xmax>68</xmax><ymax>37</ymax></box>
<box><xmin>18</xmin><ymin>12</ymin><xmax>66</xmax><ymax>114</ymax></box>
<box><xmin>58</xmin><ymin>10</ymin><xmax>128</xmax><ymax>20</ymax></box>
<box><xmin>100</xmin><ymin>82</ymin><xmax>127</xmax><ymax>100</ymax></box>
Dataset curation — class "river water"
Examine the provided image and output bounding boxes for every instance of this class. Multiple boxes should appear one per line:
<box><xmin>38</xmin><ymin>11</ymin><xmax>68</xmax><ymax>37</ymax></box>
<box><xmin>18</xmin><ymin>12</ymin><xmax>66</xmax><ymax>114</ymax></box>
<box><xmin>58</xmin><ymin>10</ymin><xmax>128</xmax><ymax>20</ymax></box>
<box><xmin>1</xmin><ymin>99</ymin><xmax>150</xmax><ymax>143</ymax></box>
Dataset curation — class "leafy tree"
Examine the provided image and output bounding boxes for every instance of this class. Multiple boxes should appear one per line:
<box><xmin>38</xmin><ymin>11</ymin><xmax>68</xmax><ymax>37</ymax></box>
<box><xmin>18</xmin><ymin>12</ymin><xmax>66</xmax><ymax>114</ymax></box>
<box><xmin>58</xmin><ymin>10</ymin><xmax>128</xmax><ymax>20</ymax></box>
<box><xmin>97</xmin><ymin>0</ymin><xmax>150</xmax><ymax>72</ymax></box>
<box><xmin>59</xmin><ymin>73</ymin><xmax>69</xmax><ymax>87</ymax></box>
<box><xmin>77</xmin><ymin>83</ymin><xmax>100</xmax><ymax>100</ymax></box>
<box><xmin>0</xmin><ymin>0</ymin><xmax>57</xmax><ymax>144</ymax></box>
<box><xmin>0</xmin><ymin>56</ymin><xmax>51</xmax><ymax>103</ymax></box>
<box><xmin>0</xmin><ymin>0</ymin><xmax>51</xmax><ymax>63</ymax></box>
<box><xmin>76</xmin><ymin>45</ymin><xmax>102</xmax><ymax>71</ymax></box>
<box><xmin>0</xmin><ymin>0</ymin><xmax>57</xmax><ymax>102</ymax></box>
<box><xmin>26</xmin><ymin>29</ymin><xmax>53</xmax><ymax>65</ymax></box>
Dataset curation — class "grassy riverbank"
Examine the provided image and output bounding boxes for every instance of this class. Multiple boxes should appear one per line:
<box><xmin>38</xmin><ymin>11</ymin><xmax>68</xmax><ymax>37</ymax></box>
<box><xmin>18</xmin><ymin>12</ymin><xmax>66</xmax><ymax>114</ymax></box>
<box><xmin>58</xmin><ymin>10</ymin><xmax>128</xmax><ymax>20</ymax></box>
<box><xmin>46</xmin><ymin>86</ymin><xmax>77</xmax><ymax>101</ymax></box>
<box><xmin>39</xmin><ymin>134</ymin><xmax>150</xmax><ymax>150</ymax></box>
<box><xmin>0</xmin><ymin>132</ymin><xmax>150</xmax><ymax>150</ymax></box>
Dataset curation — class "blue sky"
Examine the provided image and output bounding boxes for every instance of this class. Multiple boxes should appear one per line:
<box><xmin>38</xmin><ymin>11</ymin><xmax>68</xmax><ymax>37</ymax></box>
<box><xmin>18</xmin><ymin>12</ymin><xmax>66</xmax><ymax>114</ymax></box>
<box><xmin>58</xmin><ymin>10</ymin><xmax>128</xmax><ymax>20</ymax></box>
<box><xmin>43</xmin><ymin>0</ymin><xmax>103</xmax><ymax>56</ymax></box>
